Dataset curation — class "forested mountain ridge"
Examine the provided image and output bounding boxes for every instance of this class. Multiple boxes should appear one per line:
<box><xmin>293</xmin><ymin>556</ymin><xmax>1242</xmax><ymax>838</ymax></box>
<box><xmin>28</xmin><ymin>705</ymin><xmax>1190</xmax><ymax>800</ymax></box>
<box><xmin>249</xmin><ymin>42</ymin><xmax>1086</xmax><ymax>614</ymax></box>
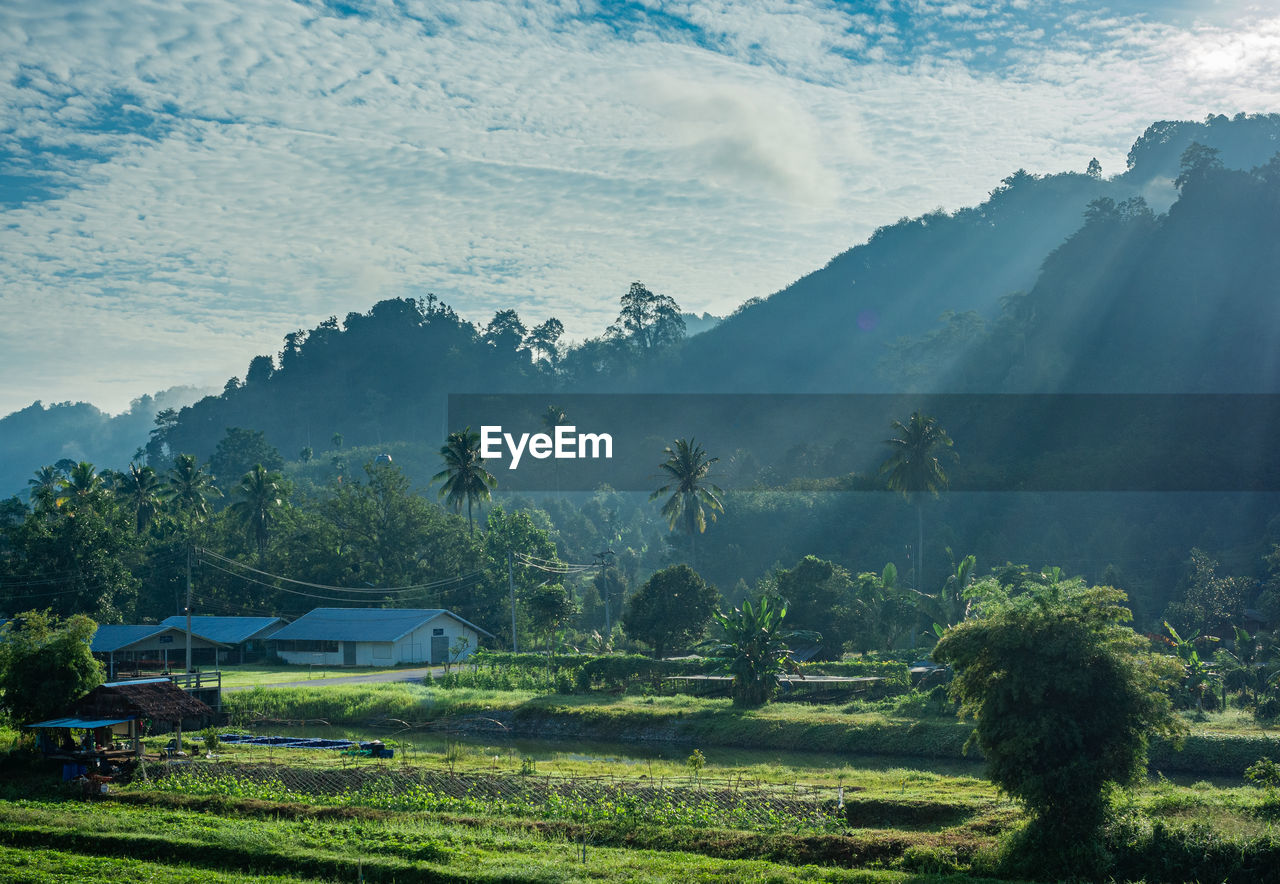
<box><xmin>5</xmin><ymin>114</ymin><xmax>1280</xmax><ymax>500</ymax></box>
<box><xmin>666</xmin><ymin>113</ymin><xmax>1280</xmax><ymax>393</ymax></box>
<box><xmin>0</xmin><ymin>387</ymin><xmax>210</xmax><ymax>503</ymax></box>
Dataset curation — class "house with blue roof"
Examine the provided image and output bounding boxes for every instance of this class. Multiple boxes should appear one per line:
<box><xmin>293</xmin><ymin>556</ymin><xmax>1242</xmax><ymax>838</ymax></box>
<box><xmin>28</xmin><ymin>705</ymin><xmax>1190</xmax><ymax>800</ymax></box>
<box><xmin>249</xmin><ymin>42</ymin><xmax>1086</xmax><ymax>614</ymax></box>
<box><xmin>91</xmin><ymin>625</ymin><xmax>229</xmax><ymax>677</ymax></box>
<box><xmin>270</xmin><ymin>608</ymin><xmax>493</xmax><ymax>666</ymax></box>
<box><xmin>158</xmin><ymin>616</ymin><xmax>285</xmax><ymax>664</ymax></box>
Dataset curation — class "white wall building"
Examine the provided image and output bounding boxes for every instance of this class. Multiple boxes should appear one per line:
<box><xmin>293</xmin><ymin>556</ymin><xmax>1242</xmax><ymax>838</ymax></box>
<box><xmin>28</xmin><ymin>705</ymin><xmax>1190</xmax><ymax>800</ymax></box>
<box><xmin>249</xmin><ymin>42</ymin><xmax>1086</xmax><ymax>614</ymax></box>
<box><xmin>270</xmin><ymin>608</ymin><xmax>493</xmax><ymax>666</ymax></box>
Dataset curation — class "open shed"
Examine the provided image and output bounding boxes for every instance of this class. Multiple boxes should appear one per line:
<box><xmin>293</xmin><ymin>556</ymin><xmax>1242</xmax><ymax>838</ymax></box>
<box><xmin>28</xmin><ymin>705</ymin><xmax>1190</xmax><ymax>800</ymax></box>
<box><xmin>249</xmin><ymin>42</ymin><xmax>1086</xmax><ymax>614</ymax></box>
<box><xmin>26</xmin><ymin>677</ymin><xmax>216</xmax><ymax>767</ymax></box>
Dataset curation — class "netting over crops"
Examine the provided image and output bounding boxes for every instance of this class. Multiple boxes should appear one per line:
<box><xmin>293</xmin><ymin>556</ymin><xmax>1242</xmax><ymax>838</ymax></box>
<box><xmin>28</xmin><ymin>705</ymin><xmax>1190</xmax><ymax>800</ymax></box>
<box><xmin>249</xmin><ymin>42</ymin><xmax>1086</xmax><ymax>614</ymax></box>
<box><xmin>138</xmin><ymin>761</ymin><xmax>848</xmax><ymax>832</ymax></box>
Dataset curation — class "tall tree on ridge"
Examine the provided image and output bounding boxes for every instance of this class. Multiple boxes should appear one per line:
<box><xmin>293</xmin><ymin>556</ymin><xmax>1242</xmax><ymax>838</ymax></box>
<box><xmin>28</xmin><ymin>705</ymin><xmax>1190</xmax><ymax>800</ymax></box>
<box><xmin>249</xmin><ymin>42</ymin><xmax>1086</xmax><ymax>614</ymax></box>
<box><xmin>879</xmin><ymin>412</ymin><xmax>955</xmax><ymax>597</ymax></box>
<box><xmin>434</xmin><ymin>427</ymin><xmax>498</xmax><ymax>536</ymax></box>
<box><xmin>230</xmin><ymin>464</ymin><xmax>286</xmax><ymax>561</ymax></box>
<box><xmin>651</xmin><ymin>437</ymin><xmax>724</xmax><ymax>568</ymax></box>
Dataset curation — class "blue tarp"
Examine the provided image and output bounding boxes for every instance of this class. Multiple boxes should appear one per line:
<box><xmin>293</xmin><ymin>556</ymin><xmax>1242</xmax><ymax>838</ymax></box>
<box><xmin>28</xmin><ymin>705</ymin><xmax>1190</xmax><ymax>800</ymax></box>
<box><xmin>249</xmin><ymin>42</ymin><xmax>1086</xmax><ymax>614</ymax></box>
<box><xmin>26</xmin><ymin>717</ymin><xmax>133</xmax><ymax>729</ymax></box>
<box><xmin>218</xmin><ymin>733</ymin><xmax>393</xmax><ymax>757</ymax></box>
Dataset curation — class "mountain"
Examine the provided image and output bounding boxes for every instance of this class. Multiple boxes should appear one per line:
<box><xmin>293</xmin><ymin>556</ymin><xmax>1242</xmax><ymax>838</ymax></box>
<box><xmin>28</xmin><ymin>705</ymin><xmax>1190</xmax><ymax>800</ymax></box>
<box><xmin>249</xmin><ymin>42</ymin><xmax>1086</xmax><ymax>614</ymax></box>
<box><xmin>664</xmin><ymin>113</ymin><xmax>1280</xmax><ymax>394</ymax></box>
<box><xmin>0</xmin><ymin>386</ymin><xmax>212</xmax><ymax>499</ymax></box>
<box><xmin>7</xmin><ymin>114</ymin><xmax>1280</xmax><ymax>500</ymax></box>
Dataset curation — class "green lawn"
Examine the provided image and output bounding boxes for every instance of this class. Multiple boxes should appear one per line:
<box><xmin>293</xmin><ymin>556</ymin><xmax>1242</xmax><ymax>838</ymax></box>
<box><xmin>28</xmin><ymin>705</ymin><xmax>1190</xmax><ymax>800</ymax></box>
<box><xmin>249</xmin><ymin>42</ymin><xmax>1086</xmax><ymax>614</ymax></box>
<box><xmin>214</xmin><ymin>663</ymin><xmax>426</xmax><ymax>688</ymax></box>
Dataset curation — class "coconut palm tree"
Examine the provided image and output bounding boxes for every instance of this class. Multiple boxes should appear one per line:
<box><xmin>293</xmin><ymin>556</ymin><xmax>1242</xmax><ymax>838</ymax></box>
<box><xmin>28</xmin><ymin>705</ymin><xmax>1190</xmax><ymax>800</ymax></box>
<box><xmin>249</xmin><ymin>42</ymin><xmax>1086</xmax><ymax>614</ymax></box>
<box><xmin>542</xmin><ymin>405</ymin><xmax>567</xmax><ymax>495</ymax></box>
<box><xmin>651</xmin><ymin>437</ymin><xmax>724</xmax><ymax>567</ymax></box>
<box><xmin>433</xmin><ymin>427</ymin><xmax>497</xmax><ymax>536</ymax></box>
<box><xmin>161</xmin><ymin>454</ymin><xmax>222</xmax><ymax>535</ymax></box>
<box><xmin>28</xmin><ymin>465</ymin><xmax>61</xmax><ymax>513</ymax></box>
<box><xmin>58</xmin><ymin>462</ymin><xmax>104</xmax><ymax>511</ymax></box>
<box><xmin>118</xmin><ymin>463</ymin><xmax>161</xmax><ymax>534</ymax></box>
<box><xmin>879</xmin><ymin>412</ymin><xmax>955</xmax><ymax>594</ymax></box>
<box><xmin>230</xmin><ymin>464</ymin><xmax>286</xmax><ymax>559</ymax></box>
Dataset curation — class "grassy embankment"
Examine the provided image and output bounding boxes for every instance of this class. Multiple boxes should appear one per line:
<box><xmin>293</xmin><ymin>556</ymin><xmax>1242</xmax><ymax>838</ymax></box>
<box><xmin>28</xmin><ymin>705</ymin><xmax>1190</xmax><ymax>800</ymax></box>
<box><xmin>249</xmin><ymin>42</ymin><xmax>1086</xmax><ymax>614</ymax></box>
<box><xmin>223</xmin><ymin>684</ymin><xmax>1280</xmax><ymax>776</ymax></box>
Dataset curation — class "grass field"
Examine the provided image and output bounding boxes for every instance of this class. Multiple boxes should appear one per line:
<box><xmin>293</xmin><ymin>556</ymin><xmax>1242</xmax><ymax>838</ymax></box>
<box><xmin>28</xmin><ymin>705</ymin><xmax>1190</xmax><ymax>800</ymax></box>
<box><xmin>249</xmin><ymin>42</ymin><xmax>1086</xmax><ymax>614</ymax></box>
<box><xmin>213</xmin><ymin>663</ymin><xmax>424</xmax><ymax>688</ymax></box>
<box><xmin>222</xmin><ymin>683</ymin><xmax>1280</xmax><ymax>776</ymax></box>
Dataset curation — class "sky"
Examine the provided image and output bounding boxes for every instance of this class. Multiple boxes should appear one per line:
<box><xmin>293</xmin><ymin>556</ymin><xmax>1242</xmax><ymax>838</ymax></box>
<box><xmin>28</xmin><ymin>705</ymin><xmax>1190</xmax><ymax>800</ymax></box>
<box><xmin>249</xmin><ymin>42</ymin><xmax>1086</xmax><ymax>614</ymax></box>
<box><xmin>1</xmin><ymin>0</ymin><xmax>1278</xmax><ymax>417</ymax></box>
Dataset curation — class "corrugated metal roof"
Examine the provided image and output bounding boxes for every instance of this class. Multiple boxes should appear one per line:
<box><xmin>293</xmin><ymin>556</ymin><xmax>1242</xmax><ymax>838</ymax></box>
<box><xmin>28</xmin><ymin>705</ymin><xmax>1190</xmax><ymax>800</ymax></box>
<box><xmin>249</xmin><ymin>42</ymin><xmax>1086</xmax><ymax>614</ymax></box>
<box><xmin>91</xmin><ymin>625</ymin><xmax>168</xmax><ymax>652</ymax></box>
<box><xmin>26</xmin><ymin>716</ymin><xmax>133</xmax><ymax>729</ymax></box>
<box><xmin>91</xmin><ymin>625</ymin><xmax>227</xmax><ymax>652</ymax></box>
<box><xmin>158</xmin><ymin>615</ymin><xmax>285</xmax><ymax>644</ymax></box>
<box><xmin>102</xmin><ymin>677</ymin><xmax>170</xmax><ymax>688</ymax></box>
<box><xmin>271</xmin><ymin>608</ymin><xmax>493</xmax><ymax>642</ymax></box>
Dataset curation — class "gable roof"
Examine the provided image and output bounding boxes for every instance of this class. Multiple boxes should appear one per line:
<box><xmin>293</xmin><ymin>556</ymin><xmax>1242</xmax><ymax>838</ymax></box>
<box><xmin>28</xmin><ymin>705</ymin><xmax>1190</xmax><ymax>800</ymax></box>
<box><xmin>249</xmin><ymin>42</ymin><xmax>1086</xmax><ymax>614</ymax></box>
<box><xmin>271</xmin><ymin>608</ymin><xmax>494</xmax><ymax>643</ymax></box>
<box><xmin>158</xmin><ymin>615</ymin><xmax>286</xmax><ymax>644</ymax></box>
<box><xmin>91</xmin><ymin>625</ymin><xmax>227</xmax><ymax>653</ymax></box>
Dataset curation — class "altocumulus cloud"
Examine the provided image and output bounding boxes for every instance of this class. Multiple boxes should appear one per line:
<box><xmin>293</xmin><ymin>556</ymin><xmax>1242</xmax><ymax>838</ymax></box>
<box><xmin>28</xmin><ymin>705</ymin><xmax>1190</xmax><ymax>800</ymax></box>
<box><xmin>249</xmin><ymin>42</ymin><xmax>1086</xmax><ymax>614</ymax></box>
<box><xmin>0</xmin><ymin>0</ymin><xmax>1278</xmax><ymax>414</ymax></box>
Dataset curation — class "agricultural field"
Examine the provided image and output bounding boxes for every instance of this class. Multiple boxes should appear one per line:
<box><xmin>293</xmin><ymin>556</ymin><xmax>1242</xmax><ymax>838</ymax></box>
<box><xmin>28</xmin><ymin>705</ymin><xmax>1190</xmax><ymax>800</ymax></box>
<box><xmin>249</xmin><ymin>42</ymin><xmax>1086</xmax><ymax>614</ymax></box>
<box><xmin>7</xmin><ymin>675</ymin><xmax>1280</xmax><ymax>883</ymax></box>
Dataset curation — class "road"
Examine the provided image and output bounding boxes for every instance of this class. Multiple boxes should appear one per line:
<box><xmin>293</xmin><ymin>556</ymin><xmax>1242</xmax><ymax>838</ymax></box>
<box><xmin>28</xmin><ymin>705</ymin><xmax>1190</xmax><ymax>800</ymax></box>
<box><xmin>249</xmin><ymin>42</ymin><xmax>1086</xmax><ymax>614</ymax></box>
<box><xmin>222</xmin><ymin>666</ymin><xmax>445</xmax><ymax>693</ymax></box>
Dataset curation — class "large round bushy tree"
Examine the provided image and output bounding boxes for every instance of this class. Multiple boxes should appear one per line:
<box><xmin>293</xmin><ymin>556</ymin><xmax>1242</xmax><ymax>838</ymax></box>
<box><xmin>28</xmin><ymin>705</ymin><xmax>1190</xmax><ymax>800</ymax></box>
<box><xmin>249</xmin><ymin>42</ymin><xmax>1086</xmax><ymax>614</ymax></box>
<box><xmin>933</xmin><ymin>577</ymin><xmax>1182</xmax><ymax>878</ymax></box>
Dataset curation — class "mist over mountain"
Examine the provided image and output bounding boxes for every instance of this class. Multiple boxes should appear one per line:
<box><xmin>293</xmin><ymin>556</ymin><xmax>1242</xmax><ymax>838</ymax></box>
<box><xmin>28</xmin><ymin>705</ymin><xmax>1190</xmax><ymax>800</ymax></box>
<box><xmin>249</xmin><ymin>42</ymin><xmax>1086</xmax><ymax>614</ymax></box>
<box><xmin>0</xmin><ymin>386</ymin><xmax>212</xmax><ymax>500</ymax></box>
<box><xmin>5</xmin><ymin>114</ymin><xmax>1280</xmax><ymax>500</ymax></box>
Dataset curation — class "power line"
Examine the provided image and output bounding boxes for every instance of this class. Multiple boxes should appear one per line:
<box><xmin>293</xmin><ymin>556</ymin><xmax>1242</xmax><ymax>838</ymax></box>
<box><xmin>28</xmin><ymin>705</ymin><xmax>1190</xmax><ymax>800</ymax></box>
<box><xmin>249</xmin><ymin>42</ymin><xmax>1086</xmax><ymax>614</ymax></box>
<box><xmin>197</xmin><ymin>548</ymin><xmax>485</xmax><ymax>592</ymax></box>
<box><xmin>199</xmin><ymin>558</ymin><xmax>483</xmax><ymax>604</ymax></box>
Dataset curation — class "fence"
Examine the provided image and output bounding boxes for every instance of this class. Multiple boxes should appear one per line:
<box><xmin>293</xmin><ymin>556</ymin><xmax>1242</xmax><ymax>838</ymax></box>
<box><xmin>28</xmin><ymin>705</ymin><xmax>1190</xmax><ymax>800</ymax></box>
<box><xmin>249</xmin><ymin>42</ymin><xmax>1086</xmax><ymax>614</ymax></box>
<box><xmin>139</xmin><ymin>761</ymin><xmax>848</xmax><ymax>832</ymax></box>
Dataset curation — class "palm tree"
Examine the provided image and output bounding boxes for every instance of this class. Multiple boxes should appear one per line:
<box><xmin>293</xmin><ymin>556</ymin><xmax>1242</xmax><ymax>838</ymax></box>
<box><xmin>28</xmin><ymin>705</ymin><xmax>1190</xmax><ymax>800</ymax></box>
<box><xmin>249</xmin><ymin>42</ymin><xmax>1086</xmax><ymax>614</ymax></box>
<box><xmin>913</xmin><ymin>552</ymin><xmax>977</xmax><ymax>637</ymax></box>
<box><xmin>433</xmin><ymin>427</ymin><xmax>497</xmax><ymax>536</ymax></box>
<box><xmin>651</xmin><ymin>438</ymin><xmax>724</xmax><ymax>566</ymax></box>
<box><xmin>119</xmin><ymin>463</ymin><xmax>161</xmax><ymax>534</ymax></box>
<box><xmin>28</xmin><ymin>465</ymin><xmax>61</xmax><ymax>513</ymax></box>
<box><xmin>879</xmin><ymin>412</ymin><xmax>955</xmax><ymax>595</ymax></box>
<box><xmin>58</xmin><ymin>462</ymin><xmax>103</xmax><ymax>511</ymax></box>
<box><xmin>542</xmin><ymin>405</ymin><xmax>567</xmax><ymax>494</ymax></box>
<box><xmin>161</xmin><ymin>453</ymin><xmax>222</xmax><ymax>535</ymax></box>
<box><xmin>700</xmin><ymin>596</ymin><xmax>818</xmax><ymax>707</ymax></box>
<box><xmin>230</xmin><ymin>464</ymin><xmax>286</xmax><ymax>559</ymax></box>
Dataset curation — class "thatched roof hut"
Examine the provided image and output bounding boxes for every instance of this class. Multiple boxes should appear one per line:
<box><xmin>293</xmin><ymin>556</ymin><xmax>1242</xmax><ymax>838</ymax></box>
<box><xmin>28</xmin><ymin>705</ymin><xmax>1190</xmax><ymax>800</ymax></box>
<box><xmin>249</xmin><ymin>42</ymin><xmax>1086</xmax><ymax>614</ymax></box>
<box><xmin>69</xmin><ymin>677</ymin><xmax>216</xmax><ymax>733</ymax></box>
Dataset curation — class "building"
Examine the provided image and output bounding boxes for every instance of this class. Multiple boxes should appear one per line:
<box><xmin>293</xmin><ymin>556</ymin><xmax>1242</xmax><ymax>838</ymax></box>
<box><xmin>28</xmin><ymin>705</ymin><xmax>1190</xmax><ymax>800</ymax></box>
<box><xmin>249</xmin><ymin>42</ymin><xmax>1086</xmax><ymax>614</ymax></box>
<box><xmin>158</xmin><ymin>616</ymin><xmax>286</xmax><ymax>663</ymax></box>
<box><xmin>91</xmin><ymin>625</ymin><xmax>229</xmax><ymax>676</ymax></box>
<box><xmin>270</xmin><ymin>608</ymin><xmax>493</xmax><ymax>666</ymax></box>
<box><xmin>26</xmin><ymin>677</ymin><xmax>217</xmax><ymax>764</ymax></box>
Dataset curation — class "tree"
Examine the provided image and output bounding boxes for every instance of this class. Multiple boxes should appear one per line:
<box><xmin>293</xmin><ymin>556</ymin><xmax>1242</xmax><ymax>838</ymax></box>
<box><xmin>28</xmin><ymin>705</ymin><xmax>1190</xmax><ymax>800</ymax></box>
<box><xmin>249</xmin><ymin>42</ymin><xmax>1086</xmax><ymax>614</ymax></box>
<box><xmin>58</xmin><ymin>461</ymin><xmax>104</xmax><ymax>511</ymax></box>
<box><xmin>1162</xmin><ymin>548</ymin><xmax>1252</xmax><ymax>638</ymax></box>
<box><xmin>700</xmin><ymin>596</ymin><xmax>818</xmax><ymax>707</ymax></box>
<box><xmin>245</xmin><ymin>354</ymin><xmax>274</xmax><ymax>386</ymax></box>
<box><xmin>118</xmin><ymin>463</ymin><xmax>161</xmax><ymax>534</ymax></box>
<box><xmin>770</xmin><ymin>556</ymin><xmax>857</xmax><ymax>660</ymax></box>
<box><xmin>607</xmin><ymin>281</ymin><xmax>685</xmax><ymax>353</ymax></box>
<box><xmin>229</xmin><ymin>465</ymin><xmax>287</xmax><ymax>559</ymax></box>
<box><xmin>933</xmin><ymin>578</ymin><xmax>1182</xmax><ymax>877</ymax></box>
<box><xmin>434</xmin><ymin>427</ymin><xmax>498</xmax><ymax>536</ymax></box>
<box><xmin>911</xmin><ymin>551</ymin><xmax>977</xmax><ymax>636</ymax></box>
<box><xmin>621</xmin><ymin>564</ymin><xmax>720</xmax><ymax>659</ymax></box>
<box><xmin>1174</xmin><ymin>141</ymin><xmax>1223</xmax><ymax>190</ymax></box>
<box><xmin>527</xmin><ymin>583</ymin><xmax>577</xmax><ymax>653</ymax></box>
<box><xmin>483</xmin><ymin>309</ymin><xmax>528</xmax><ymax>354</ymax></box>
<box><xmin>1086</xmin><ymin>157</ymin><xmax>1102</xmax><ymax>178</ymax></box>
<box><xmin>879</xmin><ymin>412</ymin><xmax>955</xmax><ymax>594</ymax></box>
<box><xmin>524</xmin><ymin>318</ymin><xmax>565</xmax><ymax>363</ymax></box>
<box><xmin>27</xmin><ymin>466</ymin><xmax>61</xmax><ymax>513</ymax></box>
<box><xmin>651</xmin><ymin>438</ymin><xmax>724</xmax><ymax>566</ymax></box>
<box><xmin>0</xmin><ymin>611</ymin><xmax>103</xmax><ymax>725</ymax></box>
<box><xmin>210</xmin><ymin>427</ymin><xmax>284</xmax><ymax>486</ymax></box>
<box><xmin>1162</xmin><ymin>620</ymin><xmax>1221</xmax><ymax>715</ymax></box>
<box><xmin>161</xmin><ymin>454</ymin><xmax>222</xmax><ymax>535</ymax></box>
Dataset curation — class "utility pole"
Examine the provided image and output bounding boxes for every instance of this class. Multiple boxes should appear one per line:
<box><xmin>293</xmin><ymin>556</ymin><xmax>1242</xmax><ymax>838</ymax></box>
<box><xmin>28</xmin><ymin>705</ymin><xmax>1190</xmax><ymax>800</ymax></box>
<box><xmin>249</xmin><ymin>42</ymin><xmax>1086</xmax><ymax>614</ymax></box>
<box><xmin>594</xmin><ymin>549</ymin><xmax>616</xmax><ymax>634</ymax></box>
<box><xmin>508</xmin><ymin>550</ymin><xmax>518</xmax><ymax>653</ymax></box>
<box><xmin>185</xmin><ymin>543</ymin><xmax>194</xmax><ymax>673</ymax></box>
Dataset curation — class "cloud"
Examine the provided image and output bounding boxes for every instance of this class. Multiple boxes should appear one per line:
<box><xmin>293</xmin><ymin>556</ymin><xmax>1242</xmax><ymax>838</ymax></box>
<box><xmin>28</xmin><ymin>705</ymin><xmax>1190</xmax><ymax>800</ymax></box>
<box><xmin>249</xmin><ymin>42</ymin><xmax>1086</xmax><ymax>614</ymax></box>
<box><xmin>1</xmin><ymin>0</ymin><xmax>1279</xmax><ymax>414</ymax></box>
